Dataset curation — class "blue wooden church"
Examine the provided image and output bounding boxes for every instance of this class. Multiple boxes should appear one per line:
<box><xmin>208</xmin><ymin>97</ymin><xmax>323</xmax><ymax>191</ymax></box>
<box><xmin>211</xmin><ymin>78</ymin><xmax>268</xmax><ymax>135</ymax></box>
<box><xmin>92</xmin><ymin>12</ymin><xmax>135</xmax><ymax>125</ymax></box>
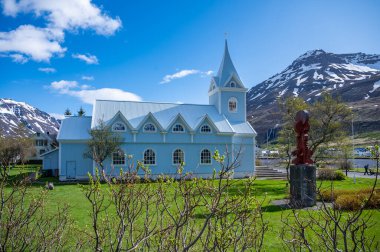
<box><xmin>56</xmin><ymin>42</ymin><xmax>257</xmax><ymax>180</ymax></box>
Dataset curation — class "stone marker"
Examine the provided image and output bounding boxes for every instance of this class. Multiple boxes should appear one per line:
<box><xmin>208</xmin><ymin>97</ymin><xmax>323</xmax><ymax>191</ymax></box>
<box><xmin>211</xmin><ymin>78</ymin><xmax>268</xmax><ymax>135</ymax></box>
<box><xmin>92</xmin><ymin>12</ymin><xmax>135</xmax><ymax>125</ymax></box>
<box><xmin>290</xmin><ymin>110</ymin><xmax>316</xmax><ymax>208</ymax></box>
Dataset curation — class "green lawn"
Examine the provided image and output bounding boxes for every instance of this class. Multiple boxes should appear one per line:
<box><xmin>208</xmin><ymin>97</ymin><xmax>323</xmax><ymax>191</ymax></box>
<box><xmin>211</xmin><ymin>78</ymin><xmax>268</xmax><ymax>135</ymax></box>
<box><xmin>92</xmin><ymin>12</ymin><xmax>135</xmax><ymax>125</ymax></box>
<box><xmin>33</xmin><ymin>176</ymin><xmax>380</xmax><ymax>250</ymax></box>
<box><xmin>4</xmin><ymin>167</ymin><xmax>380</xmax><ymax>250</ymax></box>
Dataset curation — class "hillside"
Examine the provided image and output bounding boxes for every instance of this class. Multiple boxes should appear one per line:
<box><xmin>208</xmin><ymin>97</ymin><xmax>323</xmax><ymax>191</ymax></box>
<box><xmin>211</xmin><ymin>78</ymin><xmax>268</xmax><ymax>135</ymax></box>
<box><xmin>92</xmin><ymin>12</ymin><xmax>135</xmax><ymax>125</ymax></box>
<box><xmin>0</xmin><ymin>98</ymin><xmax>60</xmax><ymax>136</ymax></box>
<box><xmin>246</xmin><ymin>50</ymin><xmax>380</xmax><ymax>144</ymax></box>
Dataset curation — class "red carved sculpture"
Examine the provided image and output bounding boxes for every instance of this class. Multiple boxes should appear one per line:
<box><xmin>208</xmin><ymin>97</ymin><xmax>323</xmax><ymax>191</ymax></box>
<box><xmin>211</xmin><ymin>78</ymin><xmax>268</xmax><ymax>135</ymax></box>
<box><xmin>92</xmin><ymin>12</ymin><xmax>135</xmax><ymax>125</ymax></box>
<box><xmin>292</xmin><ymin>110</ymin><xmax>314</xmax><ymax>165</ymax></box>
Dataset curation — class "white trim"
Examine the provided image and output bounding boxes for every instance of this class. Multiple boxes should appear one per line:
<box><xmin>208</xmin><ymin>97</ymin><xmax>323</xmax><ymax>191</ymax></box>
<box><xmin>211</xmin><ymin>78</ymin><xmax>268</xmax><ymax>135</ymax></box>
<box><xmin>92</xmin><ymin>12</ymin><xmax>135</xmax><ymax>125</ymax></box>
<box><xmin>172</xmin><ymin>148</ymin><xmax>185</xmax><ymax>165</ymax></box>
<box><xmin>200</xmin><ymin>148</ymin><xmax>212</xmax><ymax>165</ymax></box>
<box><xmin>143</xmin><ymin>148</ymin><xmax>157</xmax><ymax>166</ymax></box>
<box><xmin>143</xmin><ymin>123</ymin><xmax>157</xmax><ymax>133</ymax></box>
<box><xmin>58</xmin><ymin>146</ymin><xmax>61</xmax><ymax>177</ymax></box>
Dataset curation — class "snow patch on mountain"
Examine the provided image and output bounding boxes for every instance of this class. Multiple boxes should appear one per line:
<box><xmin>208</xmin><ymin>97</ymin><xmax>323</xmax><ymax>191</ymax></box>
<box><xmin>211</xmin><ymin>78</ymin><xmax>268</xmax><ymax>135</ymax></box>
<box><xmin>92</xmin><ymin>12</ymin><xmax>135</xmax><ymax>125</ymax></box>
<box><xmin>0</xmin><ymin>98</ymin><xmax>60</xmax><ymax>137</ymax></box>
<box><xmin>370</xmin><ymin>80</ymin><xmax>380</xmax><ymax>93</ymax></box>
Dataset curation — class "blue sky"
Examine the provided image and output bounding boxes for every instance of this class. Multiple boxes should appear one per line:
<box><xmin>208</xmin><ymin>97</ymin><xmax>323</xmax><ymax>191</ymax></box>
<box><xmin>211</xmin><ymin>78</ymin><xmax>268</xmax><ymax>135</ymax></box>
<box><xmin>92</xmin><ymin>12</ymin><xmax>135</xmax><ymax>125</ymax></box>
<box><xmin>1</xmin><ymin>0</ymin><xmax>379</xmax><ymax>118</ymax></box>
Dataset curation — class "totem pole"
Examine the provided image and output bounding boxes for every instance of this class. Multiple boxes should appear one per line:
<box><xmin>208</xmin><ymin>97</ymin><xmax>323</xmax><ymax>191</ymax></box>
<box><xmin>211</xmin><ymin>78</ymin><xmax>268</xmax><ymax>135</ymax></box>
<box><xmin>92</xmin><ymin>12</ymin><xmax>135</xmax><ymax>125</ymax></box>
<box><xmin>289</xmin><ymin>110</ymin><xmax>316</xmax><ymax>208</ymax></box>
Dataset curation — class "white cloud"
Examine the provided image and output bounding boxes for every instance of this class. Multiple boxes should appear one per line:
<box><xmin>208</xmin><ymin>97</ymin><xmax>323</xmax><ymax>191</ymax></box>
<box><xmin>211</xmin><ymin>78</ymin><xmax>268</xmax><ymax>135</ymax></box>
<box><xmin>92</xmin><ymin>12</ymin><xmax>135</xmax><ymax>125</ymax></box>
<box><xmin>49</xmin><ymin>80</ymin><xmax>141</xmax><ymax>104</ymax></box>
<box><xmin>0</xmin><ymin>25</ymin><xmax>66</xmax><ymax>62</ymax></box>
<box><xmin>38</xmin><ymin>67</ymin><xmax>56</xmax><ymax>73</ymax></box>
<box><xmin>72</xmin><ymin>53</ymin><xmax>98</xmax><ymax>64</ymax></box>
<box><xmin>9</xmin><ymin>53</ymin><xmax>28</xmax><ymax>63</ymax></box>
<box><xmin>69</xmin><ymin>88</ymin><xmax>141</xmax><ymax>104</ymax></box>
<box><xmin>1</xmin><ymin>0</ymin><xmax>122</xmax><ymax>35</ymax></box>
<box><xmin>80</xmin><ymin>84</ymin><xmax>92</xmax><ymax>89</ymax></box>
<box><xmin>160</xmin><ymin>69</ymin><xmax>214</xmax><ymax>84</ymax></box>
<box><xmin>160</xmin><ymin>69</ymin><xmax>200</xmax><ymax>84</ymax></box>
<box><xmin>50</xmin><ymin>80</ymin><xmax>78</xmax><ymax>91</ymax></box>
<box><xmin>82</xmin><ymin>75</ymin><xmax>94</xmax><ymax>81</ymax></box>
<box><xmin>49</xmin><ymin>113</ymin><xmax>65</xmax><ymax>120</ymax></box>
<box><xmin>0</xmin><ymin>0</ymin><xmax>121</xmax><ymax>62</ymax></box>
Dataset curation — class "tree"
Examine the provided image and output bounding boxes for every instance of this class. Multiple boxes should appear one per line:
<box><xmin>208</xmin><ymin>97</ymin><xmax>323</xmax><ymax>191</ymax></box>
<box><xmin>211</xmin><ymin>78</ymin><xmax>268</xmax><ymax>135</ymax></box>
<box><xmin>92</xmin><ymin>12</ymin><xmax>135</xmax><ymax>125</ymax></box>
<box><xmin>278</xmin><ymin>93</ymin><xmax>351</xmax><ymax>168</ymax></box>
<box><xmin>64</xmin><ymin>108</ymin><xmax>72</xmax><ymax>116</ymax></box>
<box><xmin>77</xmin><ymin>107</ymin><xmax>85</xmax><ymax>116</ymax></box>
<box><xmin>83</xmin><ymin>120</ymin><xmax>122</xmax><ymax>171</ymax></box>
<box><xmin>0</xmin><ymin>126</ymin><xmax>70</xmax><ymax>251</ymax></box>
<box><xmin>308</xmin><ymin>93</ymin><xmax>352</xmax><ymax>162</ymax></box>
<box><xmin>0</xmin><ymin>124</ymin><xmax>34</xmax><ymax>177</ymax></box>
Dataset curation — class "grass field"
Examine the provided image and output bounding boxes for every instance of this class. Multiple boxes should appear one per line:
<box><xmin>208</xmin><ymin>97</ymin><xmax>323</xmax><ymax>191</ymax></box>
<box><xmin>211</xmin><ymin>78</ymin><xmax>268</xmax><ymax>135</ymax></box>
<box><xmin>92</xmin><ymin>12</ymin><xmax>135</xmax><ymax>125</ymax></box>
<box><xmin>5</xmin><ymin>167</ymin><xmax>380</xmax><ymax>250</ymax></box>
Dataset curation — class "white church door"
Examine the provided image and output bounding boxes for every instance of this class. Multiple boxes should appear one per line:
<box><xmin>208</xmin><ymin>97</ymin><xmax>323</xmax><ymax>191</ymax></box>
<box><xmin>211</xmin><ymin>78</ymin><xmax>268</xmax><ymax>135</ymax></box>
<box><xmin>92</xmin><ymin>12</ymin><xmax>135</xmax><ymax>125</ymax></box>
<box><xmin>66</xmin><ymin>161</ymin><xmax>76</xmax><ymax>179</ymax></box>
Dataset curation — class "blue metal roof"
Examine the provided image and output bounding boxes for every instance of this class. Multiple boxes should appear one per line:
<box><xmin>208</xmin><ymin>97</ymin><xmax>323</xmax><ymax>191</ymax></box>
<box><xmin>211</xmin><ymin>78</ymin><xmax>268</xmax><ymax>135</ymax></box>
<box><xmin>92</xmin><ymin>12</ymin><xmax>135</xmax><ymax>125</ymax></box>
<box><xmin>214</xmin><ymin>40</ymin><xmax>245</xmax><ymax>88</ymax></box>
<box><xmin>57</xmin><ymin>116</ymin><xmax>92</xmax><ymax>140</ymax></box>
<box><xmin>92</xmin><ymin>100</ymin><xmax>256</xmax><ymax>135</ymax></box>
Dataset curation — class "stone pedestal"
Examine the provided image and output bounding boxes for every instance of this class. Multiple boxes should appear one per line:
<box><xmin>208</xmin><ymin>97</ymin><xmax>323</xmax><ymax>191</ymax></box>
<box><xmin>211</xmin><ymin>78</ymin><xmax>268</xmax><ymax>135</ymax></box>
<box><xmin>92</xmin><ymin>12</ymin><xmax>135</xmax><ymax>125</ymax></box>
<box><xmin>290</xmin><ymin>165</ymin><xmax>316</xmax><ymax>208</ymax></box>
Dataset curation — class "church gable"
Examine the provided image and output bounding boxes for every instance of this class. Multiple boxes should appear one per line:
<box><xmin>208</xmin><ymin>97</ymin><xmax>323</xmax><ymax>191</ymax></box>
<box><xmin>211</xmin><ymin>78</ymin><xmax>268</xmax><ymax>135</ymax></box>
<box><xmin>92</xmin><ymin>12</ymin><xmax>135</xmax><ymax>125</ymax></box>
<box><xmin>166</xmin><ymin>113</ymin><xmax>193</xmax><ymax>133</ymax></box>
<box><xmin>223</xmin><ymin>73</ymin><xmax>244</xmax><ymax>89</ymax></box>
<box><xmin>106</xmin><ymin>111</ymin><xmax>134</xmax><ymax>132</ymax></box>
<box><xmin>194</xmin><ymin>114</ymin><xmax>219</xmax><ymax>134</ymax></box>
<box><xmin>136</xmin><ymin>112</ymin><xmax>165</xmax><ymax>133</ymax></box>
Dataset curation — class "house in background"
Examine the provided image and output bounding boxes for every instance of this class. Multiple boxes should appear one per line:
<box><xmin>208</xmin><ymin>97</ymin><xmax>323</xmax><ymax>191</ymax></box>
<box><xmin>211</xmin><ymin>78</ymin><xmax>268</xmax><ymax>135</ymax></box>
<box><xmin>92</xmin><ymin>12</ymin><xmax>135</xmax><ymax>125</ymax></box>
<box><xmin>29</xmin><ymin>132</ymin><xmax>58</xmax><ymax>162</ymax></box>
<box><xmin>41</xmin><ymin>148</ymin><xmax>59</xmax><ymax>176</ymax></box>
<box><xmin>55</xmin><ymin>41</ymin><xmax>257</xmax><ymax>180</ymax></box>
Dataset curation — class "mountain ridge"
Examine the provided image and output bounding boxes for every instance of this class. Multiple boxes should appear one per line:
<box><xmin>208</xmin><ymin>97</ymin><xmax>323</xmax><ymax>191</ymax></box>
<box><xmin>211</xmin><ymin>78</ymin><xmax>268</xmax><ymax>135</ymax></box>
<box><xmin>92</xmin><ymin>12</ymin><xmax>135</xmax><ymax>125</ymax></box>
<box><xmin>246</xmin><ymin>50</ymin><xmax>380</xmax><ymax>144</ymax></box>
<box><xmin>0</xmin><ymin>98</ymin><xmax>60</xmax><ymax>137</ymax></box>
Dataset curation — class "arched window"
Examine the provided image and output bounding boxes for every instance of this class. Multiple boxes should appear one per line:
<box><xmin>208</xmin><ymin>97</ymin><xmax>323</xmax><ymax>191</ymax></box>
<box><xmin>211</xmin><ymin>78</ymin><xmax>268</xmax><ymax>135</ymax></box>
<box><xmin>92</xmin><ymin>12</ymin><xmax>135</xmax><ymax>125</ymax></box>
<box><xmin>113</xmin><ymin>122</ymin><xmax>126</xmax><ymax>132</ymax></box>
<box><xmin>112</xmin><ymin>150</ymin><xmax>125</xmax><ymax>165</ymax></box>
<box><xmin>143</xmin><ymin>123</ymin><xmax>156</xmax><ymax>132</ymax></box>
<box><xmin>200</xmin><ymin>124</ymin><xmax>211</xmax><ymax>133</ymax></box>
<box><xmin>228</xmin><ymin>97</ymin><xmax>237</xmax><ymax>113</ymax></box>
<box><xmin>200</xmin><ymin>149</ymin><xmax>211</xmax><ymax>164</ymax></box>
<box><xmin>172</xmin><ymin>123</ymin><xmax>185</xmax><ymax>133</ymax></box>
<box><xmin>230</xmin><ymin>82</ymin><xmax>236</xmax><ymax>88</ymax></box>
<box><xmin>173</xmin><ymin>149</ymin><xmax>185</xmax><ymax>165</ymax></box>
<box><xmin>144</xmin><ymin>149</ymin><xmax>156</xmax><ymax>165</ymax></box>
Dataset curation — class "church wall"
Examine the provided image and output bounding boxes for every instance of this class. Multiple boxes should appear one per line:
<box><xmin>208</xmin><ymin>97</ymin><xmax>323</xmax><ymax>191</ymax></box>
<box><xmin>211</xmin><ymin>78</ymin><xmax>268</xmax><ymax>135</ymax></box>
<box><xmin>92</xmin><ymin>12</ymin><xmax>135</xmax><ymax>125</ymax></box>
<box><xmin>59</xmin><ymin>142</ymin><xmax>93</xmax><ymax>181</ymax></box>
<box><xmin>220</xmin><ymin>91</ymin><xmax>246</xmax><ymax>122</ymax></box>
<box><xmin>231</xmin><ymin>136</ymin><xmax>255</xmax><ymax>178</ymax></box>
<box><xmin>101</xmin><ymin>142</ymin><xmax>253</xmax><ymax>179</ymax></box>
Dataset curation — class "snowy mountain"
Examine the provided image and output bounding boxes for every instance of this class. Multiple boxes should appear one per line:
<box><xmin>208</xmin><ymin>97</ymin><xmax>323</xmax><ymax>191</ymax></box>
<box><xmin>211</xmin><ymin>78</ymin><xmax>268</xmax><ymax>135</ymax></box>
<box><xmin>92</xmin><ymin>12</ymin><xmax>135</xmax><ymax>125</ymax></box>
<box><xmin>247</xmin><ymin>50</ymin><xmax>380</xmax><ymax>143</ymax></box>
<box><xmin>0</xmin><ymin>98</ymin><xmax>60</xmax><ymax>137</ymax></box>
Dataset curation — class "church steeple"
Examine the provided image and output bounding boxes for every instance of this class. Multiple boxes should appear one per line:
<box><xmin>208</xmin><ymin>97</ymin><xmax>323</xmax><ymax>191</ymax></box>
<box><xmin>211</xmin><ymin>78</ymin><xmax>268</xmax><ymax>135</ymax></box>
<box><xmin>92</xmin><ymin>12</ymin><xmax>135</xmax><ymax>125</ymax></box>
<box><xmin>208</xmin><ymin>41</ymin><xmax>248</xmax><ymax>122</ymax></box>
<box><xmin>212</xmin><ymin>40</ymin><xmax>245</xmax><ymax>88</ymax></box>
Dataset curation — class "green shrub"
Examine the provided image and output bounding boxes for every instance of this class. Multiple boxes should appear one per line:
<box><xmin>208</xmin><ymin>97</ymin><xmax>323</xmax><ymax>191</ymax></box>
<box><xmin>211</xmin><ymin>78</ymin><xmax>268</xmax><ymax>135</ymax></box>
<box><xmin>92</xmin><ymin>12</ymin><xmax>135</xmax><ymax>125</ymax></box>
<box><xmin>320</xmin><ymin>188</ymin><xmax>380</xmax><ymax>210</ymax></box>
<box><xmin>335</xmin><ymin>194</ymin><xmax>364</xmax><ymax>210</ymax></box>
<box><xmin>318</xmin><ymin>168</ymin><xmax>346</xmax><ymax>180</ymax></box>
<box><xmin>334</xmin><ymin>170</ymin><xmax>346</xmax><ymax>180</ymax></box>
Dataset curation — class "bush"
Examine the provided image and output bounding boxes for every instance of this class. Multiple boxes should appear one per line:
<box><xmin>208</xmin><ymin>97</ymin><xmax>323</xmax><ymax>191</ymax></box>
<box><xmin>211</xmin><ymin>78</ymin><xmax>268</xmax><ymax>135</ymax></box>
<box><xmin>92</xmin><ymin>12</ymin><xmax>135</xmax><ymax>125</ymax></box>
<box><xmin>320</xmin><ymin>188</ymin><xmax>380</xmax><ymax>210</ymax></box>
<box><xmin>317</xmin><ymin>168</ymin><xmax>346</xmax><ymax>180</ymax></box>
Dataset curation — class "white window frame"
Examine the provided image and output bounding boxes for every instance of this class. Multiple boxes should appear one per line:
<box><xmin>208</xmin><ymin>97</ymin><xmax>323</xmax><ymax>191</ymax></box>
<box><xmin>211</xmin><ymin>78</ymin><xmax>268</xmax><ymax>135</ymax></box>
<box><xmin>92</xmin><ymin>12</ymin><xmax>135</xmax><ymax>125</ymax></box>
<box><xmin>112</xmin><ymin>150</ymin><xmax>125</xmax><ymax>165</ymax></box>
<box><xmin>228</xmin><ymin>97</ymin><xmax>238</xmax><ymax>113</ymax></box>
<box><xmin>143</xmin><ymin>149</ymin><xmax>156</xmax><ymax>165</ymax></box>
<box><xmin>172</xmin><ymin>123</ymin><xmax>185</xmax><ymax>133</ymax></box>
<box><xmin>112</xmin><ymin>122</ymin><xmax>127</xmax><ymax>132</ymax></box>
<box><xmin>200</xmin><ymin>124</ymin><xmax>212</xmax><ymax>134</ymax></box>
<box><xmin>172</xmin><ymin>149</ymin><xmax>185</xmax><ymax>165</ymax></box>
<box><xmin>200</xmin><ymin>149</ymin><xmax>212</xmax><ymax>165</ymax></box>
<box><xmin>143</xmin><ymin>123</ymin><xmax>157</xmax><ymax>133</ymax></box>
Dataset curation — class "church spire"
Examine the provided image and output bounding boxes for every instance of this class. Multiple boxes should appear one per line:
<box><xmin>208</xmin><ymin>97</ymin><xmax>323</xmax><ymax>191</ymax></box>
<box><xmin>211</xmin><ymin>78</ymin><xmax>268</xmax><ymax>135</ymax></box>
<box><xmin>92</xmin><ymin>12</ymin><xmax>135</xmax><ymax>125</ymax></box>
<box><xmin>214</xmin><ymin>40</ymin><xmax>243</xmax><ymax>88</ymax></box>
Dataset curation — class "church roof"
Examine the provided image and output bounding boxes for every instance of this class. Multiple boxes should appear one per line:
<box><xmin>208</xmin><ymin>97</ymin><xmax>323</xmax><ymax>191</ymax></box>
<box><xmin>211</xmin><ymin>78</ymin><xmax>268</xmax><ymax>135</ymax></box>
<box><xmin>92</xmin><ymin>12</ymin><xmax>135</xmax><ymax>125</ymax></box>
<box><xmin>213</xmin><ymin>40</ymin><xmax>244</xmax><ymax>88</ymax></box>
<box><xmin>91</xmin><ymin>100</ymin><xmax>255</xmax><ymax>135</ymax></box>
<box><xmin>57</xmin><ymin>116</ymin><xmax>92</xmax><ymax>140</ymax></box>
